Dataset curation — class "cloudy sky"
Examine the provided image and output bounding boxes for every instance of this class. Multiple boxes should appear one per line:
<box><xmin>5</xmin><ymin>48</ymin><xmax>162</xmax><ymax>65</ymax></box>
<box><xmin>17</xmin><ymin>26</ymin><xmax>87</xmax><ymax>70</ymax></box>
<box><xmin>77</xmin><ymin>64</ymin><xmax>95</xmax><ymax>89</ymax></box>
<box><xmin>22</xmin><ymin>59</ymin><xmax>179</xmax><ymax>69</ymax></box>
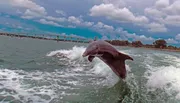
<box><xmin>0</xmin><ymin>0</ymin><xmax>180</xmax><ymax>45</ymax></box>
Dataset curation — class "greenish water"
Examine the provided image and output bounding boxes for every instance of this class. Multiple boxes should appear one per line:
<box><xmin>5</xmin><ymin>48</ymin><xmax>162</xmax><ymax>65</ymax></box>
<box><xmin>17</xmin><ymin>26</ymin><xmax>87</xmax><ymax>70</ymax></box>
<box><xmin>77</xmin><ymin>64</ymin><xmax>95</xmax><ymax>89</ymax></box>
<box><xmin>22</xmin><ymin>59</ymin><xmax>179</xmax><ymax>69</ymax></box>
<box><xmin>0</xmin><ymin>36</ymin><xmax>180</xmax><ymax>103</ymax></box>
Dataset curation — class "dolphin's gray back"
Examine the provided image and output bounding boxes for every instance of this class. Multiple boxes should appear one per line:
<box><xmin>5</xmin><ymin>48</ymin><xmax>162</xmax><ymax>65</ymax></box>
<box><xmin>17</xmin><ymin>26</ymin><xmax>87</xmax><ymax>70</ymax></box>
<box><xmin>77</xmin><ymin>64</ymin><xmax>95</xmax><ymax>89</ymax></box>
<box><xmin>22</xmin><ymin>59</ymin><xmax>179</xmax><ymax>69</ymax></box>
<box><xmin>95</xmin><ymin>40</ymin><xmax>119</xmax><ymax>57</ymax></box>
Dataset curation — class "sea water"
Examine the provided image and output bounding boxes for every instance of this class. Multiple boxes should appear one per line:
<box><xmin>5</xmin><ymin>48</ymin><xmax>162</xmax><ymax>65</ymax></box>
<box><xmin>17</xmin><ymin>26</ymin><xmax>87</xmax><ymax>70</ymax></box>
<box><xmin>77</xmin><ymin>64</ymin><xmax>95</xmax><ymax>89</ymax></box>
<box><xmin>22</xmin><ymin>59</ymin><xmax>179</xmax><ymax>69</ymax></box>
<box><xmin>0</xmin><ymin>36</ymin><xmax>180</xmax><ymax>103</ymax></box>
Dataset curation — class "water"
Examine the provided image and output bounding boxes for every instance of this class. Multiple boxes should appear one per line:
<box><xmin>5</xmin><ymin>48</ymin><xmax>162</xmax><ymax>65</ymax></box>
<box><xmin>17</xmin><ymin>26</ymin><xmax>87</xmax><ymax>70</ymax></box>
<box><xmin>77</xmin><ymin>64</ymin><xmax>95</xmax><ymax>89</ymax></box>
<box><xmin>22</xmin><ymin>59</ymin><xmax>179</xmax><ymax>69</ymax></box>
<box><xmin>0</xmin><ymin>36</ymin><xmax>180</xmax><ymax>103</ymax></box>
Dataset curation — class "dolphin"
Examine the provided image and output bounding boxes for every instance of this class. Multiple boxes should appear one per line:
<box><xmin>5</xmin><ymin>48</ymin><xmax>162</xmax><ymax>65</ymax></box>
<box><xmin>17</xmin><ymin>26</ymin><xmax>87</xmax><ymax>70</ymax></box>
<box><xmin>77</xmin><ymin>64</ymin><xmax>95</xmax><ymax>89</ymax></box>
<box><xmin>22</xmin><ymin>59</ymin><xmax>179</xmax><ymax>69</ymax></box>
<box><xmin>82</xmin><ymin>40</ymin><xmax>133</xmax><ymax>79</ymax></box>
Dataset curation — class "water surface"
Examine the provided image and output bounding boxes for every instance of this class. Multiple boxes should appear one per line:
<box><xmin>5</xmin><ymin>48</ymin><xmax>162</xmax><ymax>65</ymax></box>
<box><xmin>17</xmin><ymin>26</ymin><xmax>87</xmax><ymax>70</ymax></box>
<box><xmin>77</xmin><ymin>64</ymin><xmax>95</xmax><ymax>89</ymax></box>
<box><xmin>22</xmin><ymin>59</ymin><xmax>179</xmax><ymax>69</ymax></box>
<box><xmin>0</xmin><ymin>36</ymin><xmax>180</xmax><ymax>103</ymax></box>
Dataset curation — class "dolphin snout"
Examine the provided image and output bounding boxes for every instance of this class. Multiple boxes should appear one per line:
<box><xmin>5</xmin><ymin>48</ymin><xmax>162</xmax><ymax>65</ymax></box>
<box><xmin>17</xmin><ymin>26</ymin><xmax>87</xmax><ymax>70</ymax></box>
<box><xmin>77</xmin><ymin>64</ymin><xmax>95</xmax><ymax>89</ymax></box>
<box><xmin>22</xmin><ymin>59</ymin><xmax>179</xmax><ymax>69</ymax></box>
<box><xmin>82</xmin><ymin>51</ymin><xmax>88</xmax><ymax>57</ymax></box>
<box><xmin>82</xmin><ymin>53</ymin><xmax>86</xmax><ymax>57</ymax></box>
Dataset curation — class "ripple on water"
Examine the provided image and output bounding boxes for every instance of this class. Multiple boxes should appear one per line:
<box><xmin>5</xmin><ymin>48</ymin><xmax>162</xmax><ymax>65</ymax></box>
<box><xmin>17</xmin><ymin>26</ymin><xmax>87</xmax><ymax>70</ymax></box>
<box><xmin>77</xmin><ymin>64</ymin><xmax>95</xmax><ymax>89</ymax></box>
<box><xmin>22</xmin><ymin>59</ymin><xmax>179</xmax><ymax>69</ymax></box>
<box><xmin>2</xmin><ymin>45</ymin><xmax>180</xmax><ymax>103</ymax></box>
<box><xmin>0</xmin><ymin>69</ymin><xmax>57</xmax><ymax>103</ymax></box>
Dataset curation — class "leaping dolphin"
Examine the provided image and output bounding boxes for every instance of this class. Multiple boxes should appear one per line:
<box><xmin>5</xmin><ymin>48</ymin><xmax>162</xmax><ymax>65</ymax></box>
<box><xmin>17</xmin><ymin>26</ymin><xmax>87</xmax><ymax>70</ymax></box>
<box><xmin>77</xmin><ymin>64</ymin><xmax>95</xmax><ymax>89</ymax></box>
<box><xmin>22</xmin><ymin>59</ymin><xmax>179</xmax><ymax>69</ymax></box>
<box><xmin>82</xmin><ymin>40</ymin><xmax>133</xmax><ymax>79</ymax></box>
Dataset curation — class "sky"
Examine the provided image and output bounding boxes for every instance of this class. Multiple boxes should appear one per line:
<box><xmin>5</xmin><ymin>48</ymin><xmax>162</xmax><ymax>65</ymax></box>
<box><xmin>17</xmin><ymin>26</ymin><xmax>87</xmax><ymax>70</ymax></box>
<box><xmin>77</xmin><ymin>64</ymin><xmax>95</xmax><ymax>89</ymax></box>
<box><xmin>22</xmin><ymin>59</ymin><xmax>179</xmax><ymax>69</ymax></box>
<box><xmin>0</xmin><ymin>0</ymin><xmax>180</xmax><ymax>46</ymax></box>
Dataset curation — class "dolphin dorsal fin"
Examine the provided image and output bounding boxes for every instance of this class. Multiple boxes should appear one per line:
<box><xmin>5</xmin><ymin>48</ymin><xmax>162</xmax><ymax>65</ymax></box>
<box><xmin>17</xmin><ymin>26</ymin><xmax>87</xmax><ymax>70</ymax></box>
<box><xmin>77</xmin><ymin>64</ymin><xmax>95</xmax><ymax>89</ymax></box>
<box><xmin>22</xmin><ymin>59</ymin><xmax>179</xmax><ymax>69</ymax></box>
<box><xmin>118</xmin><ymin>52</ymin><xmax>133</xmax><ymax>61</ymax></box>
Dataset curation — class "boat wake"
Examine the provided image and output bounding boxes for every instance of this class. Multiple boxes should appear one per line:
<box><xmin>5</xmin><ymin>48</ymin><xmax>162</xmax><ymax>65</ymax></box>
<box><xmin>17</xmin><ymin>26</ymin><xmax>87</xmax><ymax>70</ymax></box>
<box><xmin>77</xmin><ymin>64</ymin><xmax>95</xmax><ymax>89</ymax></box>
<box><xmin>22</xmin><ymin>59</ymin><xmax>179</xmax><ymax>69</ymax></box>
<box><xmin>145</xmin><ymin>53</ymin><xmax>180</xmax><ymax>101</ymax></box>
<box><xmin>0</xmin><ymin>46</ymin><xmax>180</xmax><ymax>103</ymax></box>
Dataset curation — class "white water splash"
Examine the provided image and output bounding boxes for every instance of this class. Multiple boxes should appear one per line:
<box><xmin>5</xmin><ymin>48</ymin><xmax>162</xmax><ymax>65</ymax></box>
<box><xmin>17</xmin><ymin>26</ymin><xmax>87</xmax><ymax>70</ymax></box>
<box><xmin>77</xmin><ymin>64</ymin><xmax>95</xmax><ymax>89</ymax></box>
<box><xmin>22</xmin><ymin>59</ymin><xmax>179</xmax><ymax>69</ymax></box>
<box><xmin>47</xmin><ymin>46</ymin><xmax>85</xmax><ymax>61</ymax></box>
<box><xmin>0</xmin><ymin>69</ymin><xmax>56</xmax><ymax>103</ymax></box>
<box><xmin>47</xmin><ymin>46</ymin><xmax>132</xmax><ymax>87</ymax></box>
<box><xmin>145</xmin><ymin>53</ymin><xmax>180</xmax><ymax>100</ymax></box>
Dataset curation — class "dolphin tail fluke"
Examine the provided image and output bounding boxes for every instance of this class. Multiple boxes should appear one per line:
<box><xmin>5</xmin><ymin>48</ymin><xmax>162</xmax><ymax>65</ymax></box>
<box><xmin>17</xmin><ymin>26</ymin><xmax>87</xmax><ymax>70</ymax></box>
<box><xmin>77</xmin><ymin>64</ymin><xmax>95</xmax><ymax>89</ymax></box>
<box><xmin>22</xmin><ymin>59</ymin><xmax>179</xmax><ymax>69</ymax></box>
<box><xmin>113</xmin><ymin>53</ymin><xmax>133</xmax><ymax>79</ymax></box>
<box><xmin>111</xmin><ymin>60</ymin><xmax>127</xmax><ymax>79</ymax></box>
<box><xmin>112</xmin><ymin>53</ymin><xmax>133</xmax><ymax>79</ymax></box>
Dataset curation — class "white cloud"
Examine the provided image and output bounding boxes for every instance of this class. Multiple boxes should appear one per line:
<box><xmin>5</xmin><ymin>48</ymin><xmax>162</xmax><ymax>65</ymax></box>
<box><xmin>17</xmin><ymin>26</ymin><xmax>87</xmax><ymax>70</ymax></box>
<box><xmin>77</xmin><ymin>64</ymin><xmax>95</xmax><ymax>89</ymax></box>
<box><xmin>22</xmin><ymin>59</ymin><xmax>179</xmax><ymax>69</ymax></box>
<box><xmin>68</xmin><ymin>16</ymin><xmax>94</xmax><ymax>27</ymax></box>
<box><xmin>90</xmin><ymin>4</ymin><xmax>149</xmax><ymax>24</ymax></box>
<box><xmin>3</xmin><ymin>1</ymin><xmax>93</xmax><ymax>28</ymax></box>
<box><xmin>16</xmin><ymin>9</ymin><xmax>22</xmax><ymax>14</ymax></box>
<box><xmin>126</xmin><ymin>33</ymin><xmax>155</xmax><ymax>43</ymax></box>
<box><xmin>103</xmin><ymin>24</ymin><xmax>114</xmax><ymax>31</ymax></box>
<box><xmin>94</xmin><ymin>22</ymin><xmax>104</xmax><ymax>28</ymax></box>
<box><xmin>164</xmin><ymin>0</ymin><xmax>180</xmax><ymax>15</ymax></box>
<box><xmin>93</xmin><ymin>22</ymin><xmax>114</xmax><ymax>31</ymax></box>
<box><xmin>93</xmin><ymin>21</ymin><xmax>156</xmax><ymax>43</ymax></box>
<box><xmin>45</xmin><ymin>16</ymin><xmax>66</xmax><ymax>22</ymax></box>
<box><xmin>175</xmin><ymin>34</ymin><xmax>180</xmax><ymax>40</ymax></box>
<box><xmin>6</xmin><ymin>0</ymin><xmax>46</xmax><ymax>16</ymax></box>
<box><xmin>1</xmin><ymin>0</ymin><xmax>47</xmax><ymax>19</ymax></box>
<box><xmin>0</xmin><ymin>0</ymin><xmax>94</xmax><ymax>28</ymax></box>
<box><xmin>166</xmin><ymin>38</ymin><xmax>178</xmax><ymax>44</ymax></box>
<box><xmin>92</xmin><ymin>21</ymin><xmax>178</xmax><ymax>44</ymax></box>
<box><xmin>155</xmin><ymin>0</ymin><xmax>169</xmax><ymax>9</ymax></box>
<box><xmin>145</xmin><ymin>0</ymin><xmax>180</xmax><ymax>27</ymax></box>
<box><xmin>83</xmin><ymin>21</ymin><xmax>94</xmax><ymax>27</ymax></box>
<box><xmin>163</xmin><ymin>15</ymin><xmax>180</xmax><ymax>26</ymax></box>
<box><xmin>68</xmin><ymin>16</ymin><xmax>81</xmax><ymax>24</ymax></box>
<box><xmin>39</xmin><ymin>19</ymin><xmax>62</xmax><ymax>27</ymax></box>
<box><xmin>144</xmin><ymin>8</ymin><xmax>165</xmax><ymax>18</ymax></box>
<box><xmin>55</xmin><ymin>10</ymin><xmax>66</xmax><ymax>16</ymax></box>
<box><xmin>93</xmin><ymin>22</ymin><xmax>121</xmax><ymax>39</ymax></box>
<box><xmin>147</xmin><ymin>22</ymin><xmax>167</xmax><ymax>32</ymax></box>
<box><xmin>102</xmin><ymin>0</ymin><xmax>126</xmax><ymax>8</ymax></box>
<box><xmin>155</xmin><ymin>15</ymin><xmax>180</xmax><ymax>26</ymax></box>
<box><xmin>11</xmin><ymin>1</ymin><xmax>93</xmax><ymax>28</ymax></box>
<box><xmin>18</xmin><ymin>0</ymin><xmax>46</xmax><ymax>15</ymax></box>
<box><xmin>2</xmin><ymin>0</ymin><xmax>180</xmax><ymax>43</ymax></box>
<box><xmin>22</xmin><ymin>9</ymin><xmax>43</xmax><ymax>19</ymax></box>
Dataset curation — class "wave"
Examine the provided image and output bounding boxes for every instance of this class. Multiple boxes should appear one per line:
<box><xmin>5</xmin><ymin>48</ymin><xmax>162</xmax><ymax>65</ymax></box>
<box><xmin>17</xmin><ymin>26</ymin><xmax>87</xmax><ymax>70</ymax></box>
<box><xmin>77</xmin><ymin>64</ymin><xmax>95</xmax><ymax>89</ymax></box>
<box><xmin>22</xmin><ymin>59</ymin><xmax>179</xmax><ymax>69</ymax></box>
<box><xmin>0</xmin><ymin>69</ymin><xmax>56</xmax><ymax>103</ymax></box>
<box><xmin>47</xmin><ymin>46</ymin><xmax>85</xmax><ymax>61</ymax></box>
<box><xmin>46</xmin><ymin>46</ymin><xmax>180</xmax><ymax>102</ymax></box>
<box><xmin>46</xmin><ymin>46</ymin><xmax>140</xmax><ymax>102</ymax></box>
<box><xmin>145</xmin><ymin>53</ymin><xmax>180</xmax><ymax>100</ymax></box>
<box><xmin>46</xmin><ymin>46</ymin><xmax>134</xmax><ymax>87</ymax></box>
<box><xmin>2</xmin><ymin>46</ymin><xmax>179</xmax><ymax>102</ymax></box>
<box><xmin>0</xmin><ymin>68</ymin><xmax>88</xmax><ymax>103</ymax></box>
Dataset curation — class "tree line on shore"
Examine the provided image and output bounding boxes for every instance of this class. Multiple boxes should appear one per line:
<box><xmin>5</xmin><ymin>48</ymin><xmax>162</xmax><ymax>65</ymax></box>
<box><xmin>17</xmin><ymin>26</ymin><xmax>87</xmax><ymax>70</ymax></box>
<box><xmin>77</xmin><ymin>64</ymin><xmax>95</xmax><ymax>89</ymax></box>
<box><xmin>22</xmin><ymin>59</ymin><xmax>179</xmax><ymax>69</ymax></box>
<box><xmin>1</xmin><ymin>32</ymin><xmax>179</xmax><ymax>50</ymax></box>
<box><xmin>104</xmin><ymin>39</ymin><xmax>180</xmax><ymax>50</ymax></box>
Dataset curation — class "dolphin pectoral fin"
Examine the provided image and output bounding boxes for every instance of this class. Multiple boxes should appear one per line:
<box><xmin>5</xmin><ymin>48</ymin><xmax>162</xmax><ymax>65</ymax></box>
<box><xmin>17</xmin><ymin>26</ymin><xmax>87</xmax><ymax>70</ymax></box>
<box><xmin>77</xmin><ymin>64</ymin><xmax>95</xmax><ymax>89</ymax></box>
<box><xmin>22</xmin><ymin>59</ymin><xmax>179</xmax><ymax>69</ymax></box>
<box><xmin>88</xmin><ymin>56</ymin><xmax>95</xmax><ymax>62</ymax></box>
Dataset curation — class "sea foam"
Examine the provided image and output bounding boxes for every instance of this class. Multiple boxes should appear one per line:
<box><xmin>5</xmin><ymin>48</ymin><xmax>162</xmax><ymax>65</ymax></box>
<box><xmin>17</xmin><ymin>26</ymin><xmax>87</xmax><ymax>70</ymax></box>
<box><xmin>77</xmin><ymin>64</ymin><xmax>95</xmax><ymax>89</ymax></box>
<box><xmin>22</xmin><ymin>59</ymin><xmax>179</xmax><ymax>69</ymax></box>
<box><xmin>0</xmin><ymin>69</ymin><xmax>56</xmax><ymax>103</ymax></box>
<box><xmin>145</xmin><ymin>53</ymin><xmax>180</xmax><ymax>99</ymax></box>
<box><xmin>46</xmin><ymin>46</ymin><xmax>132</xmax><ymax>87</ymax></box>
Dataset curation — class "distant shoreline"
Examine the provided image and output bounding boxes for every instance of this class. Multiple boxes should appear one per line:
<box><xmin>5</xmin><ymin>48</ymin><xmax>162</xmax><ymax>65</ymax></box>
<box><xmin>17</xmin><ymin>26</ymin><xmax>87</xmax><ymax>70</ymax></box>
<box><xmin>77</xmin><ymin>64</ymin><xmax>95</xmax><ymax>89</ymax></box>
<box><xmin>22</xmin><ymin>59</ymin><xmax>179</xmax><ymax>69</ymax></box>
<box><xmin>0</xmin><ymin>32</ymin><xmax>180</xmax><ymax>52</ymax></box>
<box><xmin>0</xmin><ymin>32</ymin><xmax>90</xmax><ymax>43</ymax></box>
<box><xmin>113</xmin><ymin>44</ymin><xmax>180</xmax><ymax>52</ymax></box>
<box><xmin>114</xmin><ymin>45</ymin><xmax>180</xmax><ymax>52</ymax></box>
<box><xmin>129</xmin><ymin>46</ymin><xmax>180</xmax><ymax>52</ymax></box>
<box><xmin>105</xmin><ymin>40</ymin><xmax>180</xmax><ymax>53</ymax></box>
